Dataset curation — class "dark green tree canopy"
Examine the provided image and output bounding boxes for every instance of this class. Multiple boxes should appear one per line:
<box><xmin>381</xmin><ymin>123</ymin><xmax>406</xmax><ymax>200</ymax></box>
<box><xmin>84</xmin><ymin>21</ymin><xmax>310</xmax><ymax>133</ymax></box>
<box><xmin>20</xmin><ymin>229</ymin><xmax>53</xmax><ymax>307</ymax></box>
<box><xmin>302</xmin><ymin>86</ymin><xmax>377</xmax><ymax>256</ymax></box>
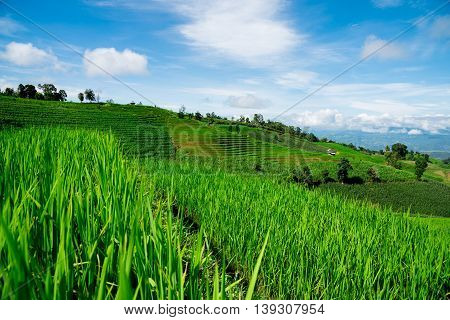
<box><xmin>84</xmin><ymin>89</ymin><xmax>96</xmax><ymax>102</ymax></box>
<box><xmin>415</xmin><ymin>155</ymin><xmax>428</xmax><ymax>180</ymax></box>
<box><xmin>392</xmin><ymin>143</ymin><xmax>408</xmax><ymax>159</ymax></box>
<box><xmin>337</xmin><ymin>158</ymin><xmax>353</xmax><ymax>183</ymax></box>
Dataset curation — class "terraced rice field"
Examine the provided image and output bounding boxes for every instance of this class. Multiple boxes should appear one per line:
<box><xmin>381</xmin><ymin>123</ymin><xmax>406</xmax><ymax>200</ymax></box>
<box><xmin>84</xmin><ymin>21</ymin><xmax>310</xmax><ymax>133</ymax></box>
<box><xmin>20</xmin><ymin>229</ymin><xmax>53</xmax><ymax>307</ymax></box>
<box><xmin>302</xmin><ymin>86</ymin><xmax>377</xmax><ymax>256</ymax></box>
<box><xmin>0</xmin><ymin>97</ymin><xmax>174</xmax><ymax>158</ymax></box>
<box><xmin>1</xmin><ymin>96</ymin><xmax>449</xmax><ymax>300</ymax></box>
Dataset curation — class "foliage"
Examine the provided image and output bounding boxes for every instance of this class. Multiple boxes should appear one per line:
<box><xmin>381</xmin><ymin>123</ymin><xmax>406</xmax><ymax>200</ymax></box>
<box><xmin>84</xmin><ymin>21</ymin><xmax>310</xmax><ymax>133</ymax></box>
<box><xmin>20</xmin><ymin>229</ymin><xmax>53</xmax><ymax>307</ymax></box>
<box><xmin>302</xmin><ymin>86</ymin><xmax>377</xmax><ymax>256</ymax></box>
<box><xmin>291</xmin><ymin>165</ymin><xmax>314</xmax><ymax>187</ymax></box>
<box><xmin>385</xmin><ymin>151</ymin><xmax>402</xmax><ymax>169</ymax></box>
<box><xmin>0</xmin><ymin>128</ymin><xmax>214</xmax><ymax>299</ymax></box>
<box><xmin>367</xmin><ymin>167</ymin><xmax>381</xmax><ymax>183</ymax></box>
<box><xmin>319</xmin><ymin>181</ymin><xmax>450</xmax><ymax>217</ymax></box>
<box><xmin>148</xmin><ymin>160</ymin><xmax>449</xmax><ymax>299</ymax></box>
<box><xmin>320</xmin><ymin>169</ymin><xmax>334</xmax><ymax>183</ymax></box>
<box><xmin>0</xmin><ymin>95</ymin><xmax>175</xmax><ymax>158</ymax></box>
<box><xmin>253</xmin><ymin>113</ymin><xmax>264</xmax><ymax>125</ymax></box>
<box><xmin>178</xmin><ymin>106</ymin><xmax>186</xmax><ymax>118</ymax></box>
<box><xmin>3</xmin><ymin>88</ymin><xmax>15</xmax><ymax>96</ymax></box>
<box><xmin>194</xmin><ymin>111</ymin><xmax>203</xmax><ymax>121</ymax></box>
<box><xmin>415</xmin><ymin>155</ymin><xmax>428</xmax><ymax>180</ymax></box>
<box><xmin>337</xmin><ymin>158</ymin><xmax>352</xmax><ymax>183</ymax></box>
<box><xmin>392</xmin><ymin>143</ymin><xmax>408</xmax><ymax>159</ymax></box>
<box><xmin>84</xmin><ymin>89</ymin><xmax>96</xmax><ymax>102</ymax></box>
<box><xmin>17</xmin><ymin>84</ymin><xmax>37</xmax><ymax>99</ymax></box>
<box><xmin>78</xmin><ymin>92</ymin><xmax>84</xmax><ymax>103</ymax></box>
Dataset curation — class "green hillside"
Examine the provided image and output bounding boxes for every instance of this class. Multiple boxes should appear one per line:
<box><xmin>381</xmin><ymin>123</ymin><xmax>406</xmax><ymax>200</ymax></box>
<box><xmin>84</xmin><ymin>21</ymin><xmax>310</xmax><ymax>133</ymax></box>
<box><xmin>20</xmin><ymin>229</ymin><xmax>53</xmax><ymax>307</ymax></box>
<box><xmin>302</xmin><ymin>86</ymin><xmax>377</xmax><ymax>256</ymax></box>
<box><xmin>1</xmin><ymin>95</ymin><xmax>448</xmax><ymax>216</ymax></box>
<box><xmin>1</xmin><ymin>96</ymin><xmax>449</xmax><ymax>299</ymax></box>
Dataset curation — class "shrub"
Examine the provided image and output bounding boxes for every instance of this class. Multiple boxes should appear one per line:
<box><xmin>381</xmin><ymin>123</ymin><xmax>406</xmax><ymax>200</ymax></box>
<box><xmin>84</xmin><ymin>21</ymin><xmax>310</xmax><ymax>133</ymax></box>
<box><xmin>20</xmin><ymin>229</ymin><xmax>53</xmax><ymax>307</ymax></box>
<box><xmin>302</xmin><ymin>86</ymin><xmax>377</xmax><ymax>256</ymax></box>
<box><xmin>337</xmin><ymin>158</ymin><xmax>352</xmax><ymax>183</ymax></box>
<box><xmin>367</xmin><ymin>167</ymin><xmax>381</xmax><ymax>183</ymax></box>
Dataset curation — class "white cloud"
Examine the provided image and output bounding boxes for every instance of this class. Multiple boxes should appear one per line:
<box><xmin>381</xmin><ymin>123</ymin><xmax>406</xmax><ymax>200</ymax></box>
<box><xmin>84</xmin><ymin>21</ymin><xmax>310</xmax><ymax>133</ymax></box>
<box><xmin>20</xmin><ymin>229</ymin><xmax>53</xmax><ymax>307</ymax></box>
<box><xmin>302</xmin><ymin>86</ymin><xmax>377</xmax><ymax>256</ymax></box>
<box><xmin>0</xmin><ymin>78</ymin><xmax>16</xmax><ymax>91</ymax></box>
<box><xmin>170</xmin><ymin>0</ymin><xmax>302</xmax><ymax>63</ymax></box>
<box><xmin>83</xmin><ymin>48</ymin><xmax>148</xmax><ymax>77</ymax></box>
<box><xmin>430</xmin><ymin>15</ymin><xmax>450</xmax><ymax>39</ymax></box>
<box><xmin>0</xmin><ymin>42</ymin><xmax>63</xmax><ymax>70</ymax></box>
<box><xmin>0</xmin><ymin>17</ymin><xmax>24</xmax><ymax>36</ymax></box>
<box><xmin>314</xmin><ymin>82</ymin><xmax>450</xmax><ymax>115</ymax></box>
<box><xmin>408</xmin><ymin>129</ymin><xmax>422</xmax><ymax>135</ymax></box>
<box><xmin>295</xmin><ymin>109</ymin><xmax>450</xmax><ymax>134</ymax></box>
<box><xmin>361</xmin><ymin>35</ymin><xmax>406</xmax><ymax>60</ymax></box>
<box><xmin>296</xmin><ymin>109</ymin><xmax>344</xmax><ymax>127</ymax></box>
<box><xmin>275</xmin><ymin>71</ymin><xmax>319</xmax><ymax>89</ymax></box>
<box><xmin>225</xmin><ymin>94</ymin><xmax>271</xmax><ymax>109</ymax></box>
<box><xmin>371</xmin><ymin>0</ymin><xmax>402</xmax><ymax>8</ymax></box>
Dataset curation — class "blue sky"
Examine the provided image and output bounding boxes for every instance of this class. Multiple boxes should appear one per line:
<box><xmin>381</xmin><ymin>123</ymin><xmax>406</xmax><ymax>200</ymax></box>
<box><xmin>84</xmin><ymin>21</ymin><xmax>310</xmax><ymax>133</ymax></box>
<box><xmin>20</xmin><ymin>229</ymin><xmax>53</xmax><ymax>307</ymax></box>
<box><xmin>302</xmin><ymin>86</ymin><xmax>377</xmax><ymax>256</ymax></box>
<box><xmin>0</xmin><ymin>0</ymin><xmax>449</xmax><ymax>135</ymax></box>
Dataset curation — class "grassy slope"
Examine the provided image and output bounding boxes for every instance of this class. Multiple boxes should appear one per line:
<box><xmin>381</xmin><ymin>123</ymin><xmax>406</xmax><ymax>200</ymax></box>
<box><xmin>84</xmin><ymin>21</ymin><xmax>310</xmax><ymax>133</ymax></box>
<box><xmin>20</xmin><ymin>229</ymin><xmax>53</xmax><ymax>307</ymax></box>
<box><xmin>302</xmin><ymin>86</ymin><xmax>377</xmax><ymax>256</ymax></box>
<box><xmin>319</xmin><ymin>181</ymin><xmax>450</xmax><ymax>217</ymax></box>
<box><xmin>147</xmin><ymin>160</ymin><xmax>449</xmax><ymax>299</ymax></box>
<box><xmin>0</xmin><ymin>95</ymin><xmax>448</xmax><ymax>216</ymax></box>
<box><xmin>0</xmin><ymin>96</ymin><xmax>175</xmax><ymax>157</ymax></box>
<box><xmin>1</xmin><ymin>97</ymin><xmax>449</xmax><ymax>299</ymax></box>
<box><xmin>0</xmin><ymin>128</ymin><xmax>227</xmax><ymax>299</ymax></box>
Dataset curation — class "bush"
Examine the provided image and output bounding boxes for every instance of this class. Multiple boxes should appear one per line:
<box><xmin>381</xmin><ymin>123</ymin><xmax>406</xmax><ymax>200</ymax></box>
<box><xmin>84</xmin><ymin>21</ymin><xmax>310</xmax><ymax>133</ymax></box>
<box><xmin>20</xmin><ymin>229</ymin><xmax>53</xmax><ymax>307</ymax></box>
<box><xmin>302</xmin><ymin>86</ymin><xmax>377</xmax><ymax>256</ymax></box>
<box><xmin>291</xmin><ymin>165</ymin><xmax>314</xmax><ymax>187</ymax></box>
<box><xmin>415</xmin><ymin>155</ymin><xmax>428</xmax><ymax>180</ymax></box>
<box><xmin>367</xmin><ymin>167</ymin><xmax>381</xmax><ymax>183</ymax></box>
<box><xmin>337</xmin><ymin>158</ymin><xmax>352</xmax><ymax>183</ymax></box>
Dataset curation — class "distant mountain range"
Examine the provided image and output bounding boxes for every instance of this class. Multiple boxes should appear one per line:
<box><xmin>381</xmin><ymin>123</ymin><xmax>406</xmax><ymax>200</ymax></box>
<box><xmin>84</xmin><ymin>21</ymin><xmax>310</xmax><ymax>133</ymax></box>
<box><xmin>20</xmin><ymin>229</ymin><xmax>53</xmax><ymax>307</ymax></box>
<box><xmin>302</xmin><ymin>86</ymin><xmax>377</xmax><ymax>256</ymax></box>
<box><xmin>315</xmin><ymin>130</ymin><xmax>450</xmax><ymax>159</ymax></box>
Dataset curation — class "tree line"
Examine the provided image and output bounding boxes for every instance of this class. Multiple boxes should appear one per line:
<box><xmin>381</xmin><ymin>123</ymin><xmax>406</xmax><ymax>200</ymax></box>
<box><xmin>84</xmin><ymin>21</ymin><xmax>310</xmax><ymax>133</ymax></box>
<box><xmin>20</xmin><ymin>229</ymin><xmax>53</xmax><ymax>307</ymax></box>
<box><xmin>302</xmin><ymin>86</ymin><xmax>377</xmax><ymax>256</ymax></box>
<box><xmin>178</xmin><ymin>106</ymin><xmax>321</xmax><ymax>143</ymax></box>
<box><xmin>289</xmin><ymin>158</ymin><xmax>375</xmax><ymax>188</ymax></box>
<box><xmin>0</xmin><ymin>84</ymin><xmax>67</xmax><ymax>101</ymax></box>
<box><xmin>0</xmin><ymin>83</ymin><xmax>102</xmax><ymax>104</ymax></box>
<box><xmin>383</xmin><ymin>143</ymin><xmax>429</xmax><ymax>179</ymax></box>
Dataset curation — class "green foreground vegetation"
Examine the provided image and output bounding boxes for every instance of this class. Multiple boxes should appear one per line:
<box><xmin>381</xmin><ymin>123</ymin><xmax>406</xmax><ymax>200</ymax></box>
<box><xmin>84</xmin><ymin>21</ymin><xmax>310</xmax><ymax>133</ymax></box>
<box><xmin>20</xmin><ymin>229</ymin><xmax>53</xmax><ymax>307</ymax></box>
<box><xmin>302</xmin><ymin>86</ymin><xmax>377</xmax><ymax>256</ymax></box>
<box><xmin>319</xmin><ymin>181</ymin><xmax>450</xmax><ymax>217</ymax></box>
<box><xmin>0</xmin><ymin>95</ymin><xmax>449</xmax><ymax>299</ymax></box>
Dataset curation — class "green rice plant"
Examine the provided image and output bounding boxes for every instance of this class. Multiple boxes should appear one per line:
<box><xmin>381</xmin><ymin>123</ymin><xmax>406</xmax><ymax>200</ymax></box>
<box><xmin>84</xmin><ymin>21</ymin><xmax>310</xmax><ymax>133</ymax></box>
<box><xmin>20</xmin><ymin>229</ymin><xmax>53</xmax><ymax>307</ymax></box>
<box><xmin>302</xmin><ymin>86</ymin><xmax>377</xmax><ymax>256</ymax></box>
<box><xmin>146</xmin><ymin>159</ymin><xmax>450</xmax><ymax>299</ymax></box>
<box><xmin>319</xmin><ymin>181</ymin><xmax>450</xmax><ymax>217</ymax></box>
<box><xmin>0</xmin><ymin>127</ymin><xmax>242</xmax><ymax>299</ymax></box>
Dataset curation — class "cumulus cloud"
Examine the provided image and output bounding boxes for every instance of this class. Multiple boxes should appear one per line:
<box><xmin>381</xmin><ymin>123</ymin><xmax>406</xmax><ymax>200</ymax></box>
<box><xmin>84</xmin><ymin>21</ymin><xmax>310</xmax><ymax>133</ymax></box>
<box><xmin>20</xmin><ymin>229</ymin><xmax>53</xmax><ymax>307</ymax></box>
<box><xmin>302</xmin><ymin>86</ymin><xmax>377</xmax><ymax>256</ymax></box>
<box><xmin>408</xmin><ymin>129</ymin><xmax>422</xmax><ymax>135</ymax></box>
<box><xmin>275</xmin><ymin>71</ymin><xmax>319</xmax><ymax>89</ymax></box>
<box><xmin>317</xmin><ymin>82</ymin><xmax>450</xmax><ymax>115</ymax></box>
<box><xmin>371</xmin><ymin>0</ymin><xmax>402</xmax><ymax>8</ymax></box>
<box><xmin>361</xmin><ymin>35</ymin><xmax>406</xmax><ymax>60</ymax></box>
<box><xmin>296</xmin><ymin>109</ymin><xmax>344</xmax><ymax>127</ymax></box>
<box><xmin>0</xmin><ymin>78</ymin><xmax>15</xmax><ymax>90</ymax></box>
<box><xmin>170</xmin><ymin>0</ymin><xmax>301</xmax><ymax>62</ymax></box>
<box><xmin>0</xmin><ymin>42</ymin><xmax>63</xmax><ymax>70</ymax></box>
<box><xmin>0</xmin><ymin>17</ymin><xmax>24</xmax><ymax>36</ymax></box>
<box><xmin>83</xmin><ymin>48</ymin><xmax>148</xmax><ymax>76</ymax></box>
<box><xmin>295</xmin><ymin>109</ymin><xmax>450</xmax><ymax>134</ymax></box>
<box><xmin>225</xmin><ymin>94</ymin><xmax>271</xmax><ymax>109</ymax></box>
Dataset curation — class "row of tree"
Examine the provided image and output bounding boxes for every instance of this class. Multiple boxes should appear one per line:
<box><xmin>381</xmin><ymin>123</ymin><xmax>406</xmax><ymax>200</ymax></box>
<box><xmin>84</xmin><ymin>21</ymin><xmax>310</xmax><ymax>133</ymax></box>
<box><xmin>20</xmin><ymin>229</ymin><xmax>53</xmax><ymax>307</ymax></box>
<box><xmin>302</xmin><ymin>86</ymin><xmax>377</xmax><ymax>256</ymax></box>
<box><xmin>0</xmin><ymin>83</ymin><xmax>102</xmax><ymax>104</ymax></box>
<box><xmin>178</xmin><ymin>106</ymin><xmax>321</xmax><ymax>143</ymax></box>
<box><xmin>384</xmin><ymin>143</ymin><xmax>429</xmax><ymax>177</ymax></box>
<box><xmin>291</xmin><ymin>158</ymin><xmax>358</xmax><ymax>187</ymax></box>
<box><xmin>290</xmin><ymin>152</ymin><xmax>428</xmax><ymax>188</ymax></box>
<box><xmin>77</xmin><ymin>89</ymin><xmax>96</xmax><ymax>103</ymax></box>
<box><xmin>0</xmin><ymin>84</ymin><xmax>67</xmax><ymax>101</ymax></box>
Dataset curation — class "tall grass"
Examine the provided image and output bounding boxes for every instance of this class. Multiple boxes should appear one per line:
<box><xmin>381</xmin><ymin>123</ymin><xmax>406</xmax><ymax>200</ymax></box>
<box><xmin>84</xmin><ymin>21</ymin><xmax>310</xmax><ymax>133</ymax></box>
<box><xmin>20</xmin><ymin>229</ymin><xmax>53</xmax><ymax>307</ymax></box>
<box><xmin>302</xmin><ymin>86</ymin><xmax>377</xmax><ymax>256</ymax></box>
<box><xmin>0</xmin><ymin>128</ymin><xmax>235</xmax><ymax>299</ymax></box>
<box><xmin>147</xmin><ymin>160</ymin><xmax>449</xmax><ymax>299</ymax></box>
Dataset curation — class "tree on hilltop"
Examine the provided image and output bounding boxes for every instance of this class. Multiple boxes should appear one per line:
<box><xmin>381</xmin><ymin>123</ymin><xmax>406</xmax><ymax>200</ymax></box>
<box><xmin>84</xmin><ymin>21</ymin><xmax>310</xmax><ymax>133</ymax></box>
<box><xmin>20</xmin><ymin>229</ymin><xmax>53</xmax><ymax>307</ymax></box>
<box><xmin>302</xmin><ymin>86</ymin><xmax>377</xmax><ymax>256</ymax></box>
<box><xmin>38</xmin><ymin>84</ymin><xmax>58</xmax><ymax>100</ymax></box>
<box><xmin>4</xmin><ymin>88</ymin><xmax>15</xmax><ymax>96</ymax></box>
<box><xmin>84</xmin><ymin>89</ymin><xmax>96</xmax><ymax>102</ymax></box>
<box><xmin>415</xmin><ymin>155</ymin><xmax>428</xmax><ymax>180</ymax></box>
<box><xmin>392</xmin><ymin>143</ymin><xmax>408</xmax><ymax>159</ymax></box>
